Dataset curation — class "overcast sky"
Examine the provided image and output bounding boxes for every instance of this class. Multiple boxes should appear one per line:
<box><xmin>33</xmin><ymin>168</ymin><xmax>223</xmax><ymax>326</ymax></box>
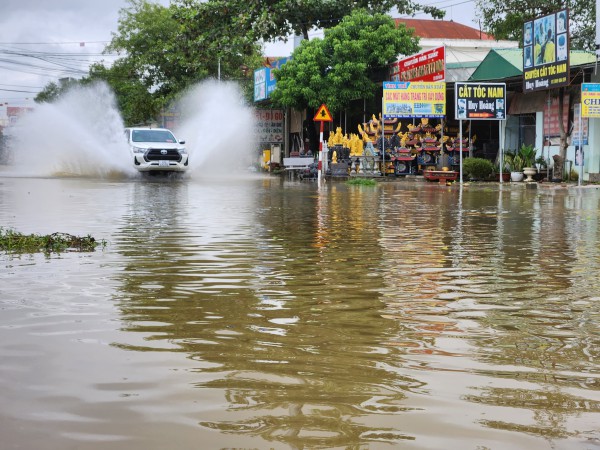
<box><xmin>0</xmin><ymin>0</ymin><xmax>167</xmax><ymax>106</ymax></box>
<box><xmin>0</xmin><ymin>0</ymin><xmax>477</xmax><ymax>107</ymax></box>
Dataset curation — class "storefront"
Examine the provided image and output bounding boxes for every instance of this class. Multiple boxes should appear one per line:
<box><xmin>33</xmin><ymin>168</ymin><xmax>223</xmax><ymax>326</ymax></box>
<box><xmin>469</xmin><ymin>47</ymin><xmax>598</xmax><ymax>181</ymax></box>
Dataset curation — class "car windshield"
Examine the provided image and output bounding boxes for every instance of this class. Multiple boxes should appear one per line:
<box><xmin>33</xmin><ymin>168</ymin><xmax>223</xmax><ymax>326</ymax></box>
<box><xmin>131</xmin><ymin>129</ymin><xmax>176</xmax><ymax>143</ymax></box>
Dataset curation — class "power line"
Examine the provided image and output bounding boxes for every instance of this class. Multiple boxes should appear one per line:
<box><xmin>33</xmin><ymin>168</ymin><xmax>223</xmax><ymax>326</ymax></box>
<box><xmin>0</xmin><ymin>40</ymin><xmax>110</xmax><ymax>45</ymax></box>
<box><xmin>0</xmin><ymin>83</ymin><xmax>43</xmax><ymax>89</ymax></box>
<box><xmin>0</xmin><ymin>87</ymin><xmax>39</xmax><ymax>93</ymax></box>
<box><xmin>0</xmin><ymin>45</ymin><xmax>117</xmax><ymax>85</ymax></box>
<box><xmin>419</xmin><ymin>0</ymin><xmax>475</xmax><ymax>6</ymax></box>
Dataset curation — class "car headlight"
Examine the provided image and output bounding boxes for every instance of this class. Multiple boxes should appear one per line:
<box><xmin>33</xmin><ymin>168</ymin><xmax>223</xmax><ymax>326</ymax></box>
<box><xmin>132</xmin><ymin>146</ymin><xmax>146</xmax><ymax>154</ymax></box>
<box><xmin>178</xmin><ymin>148</ymin><xmax>187</xmax><ymax>154</ymax></box>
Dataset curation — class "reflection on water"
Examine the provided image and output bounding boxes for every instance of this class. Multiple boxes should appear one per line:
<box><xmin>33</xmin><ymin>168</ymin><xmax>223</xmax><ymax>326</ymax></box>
<box><xmin>1</xmin><ymin>176</ymin><xmax>600</xmax><ymax>449</ymax></box>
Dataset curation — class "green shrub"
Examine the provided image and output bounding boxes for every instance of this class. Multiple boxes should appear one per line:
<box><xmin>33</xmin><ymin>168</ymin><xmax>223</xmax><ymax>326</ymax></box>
<box><xmin>568</xmin><ymin>169</ymin><xmax>579</xmax><ymax>182</ymax></box>
<box><xmin>462</xmin><ymin>157</ymin><xmax>494</xmax><ymax>180</ymax></box>
<box><xmin>346</xmin><ymin>178</ymin><xmax>377</xmax><ymax>186</ymax></box>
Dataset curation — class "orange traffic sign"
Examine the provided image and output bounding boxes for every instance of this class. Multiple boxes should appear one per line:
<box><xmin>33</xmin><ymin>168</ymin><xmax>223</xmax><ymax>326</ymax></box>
<box><xmin>313</xmin><ymin>104</ymin><xmax>333</xmax><ymax>122</ymax></box>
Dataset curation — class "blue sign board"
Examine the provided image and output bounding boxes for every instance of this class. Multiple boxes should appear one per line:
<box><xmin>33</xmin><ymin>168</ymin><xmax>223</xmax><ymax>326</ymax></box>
<box><xmin>254</xmin><ymin>57</ymin><xmax>289</xmax><ymax>102</ymax></box>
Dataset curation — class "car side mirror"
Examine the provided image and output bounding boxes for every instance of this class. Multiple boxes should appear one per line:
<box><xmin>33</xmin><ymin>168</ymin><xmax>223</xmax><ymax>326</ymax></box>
<box><xmin>179</xmin><ymin>140</ymin><xmax>185</xmax><ymax>144</ymax></box>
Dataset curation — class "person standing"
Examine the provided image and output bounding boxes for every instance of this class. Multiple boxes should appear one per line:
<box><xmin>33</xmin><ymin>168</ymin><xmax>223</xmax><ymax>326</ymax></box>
<box><xmin>543</xmin><ymin>29</ymin><xmax>555</xmax><ymax>64</ymax></box>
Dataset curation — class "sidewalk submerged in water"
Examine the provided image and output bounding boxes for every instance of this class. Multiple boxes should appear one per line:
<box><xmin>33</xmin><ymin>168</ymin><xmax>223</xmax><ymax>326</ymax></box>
<box><xmin>326</xmin><ymin>174</ymin><xmax>600</xmax><ymax>190</ymax></box>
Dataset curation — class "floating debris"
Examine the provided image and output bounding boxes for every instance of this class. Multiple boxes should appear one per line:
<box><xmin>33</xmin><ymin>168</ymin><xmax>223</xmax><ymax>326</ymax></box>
<box><xmin>0</xmin><ymin>228</ymin><xmax>106</xmax><ymax>254</ymax></box>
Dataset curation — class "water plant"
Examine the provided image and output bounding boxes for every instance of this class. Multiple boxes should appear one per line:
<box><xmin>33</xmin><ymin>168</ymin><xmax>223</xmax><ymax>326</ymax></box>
<box><xmin>346</xmin><ymin>178</ymin><xmax>377</xmax><ymax>186</ymax></box>
<box><xmin>0</xmin><ymin>228</ymin><xmax>106</xmax><ymax>254</ymax></box>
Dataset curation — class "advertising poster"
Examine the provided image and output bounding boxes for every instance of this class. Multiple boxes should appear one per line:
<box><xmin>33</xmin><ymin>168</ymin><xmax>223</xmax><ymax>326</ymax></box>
<box><xmin>390</xmin><ymin>46</ymin><xmax>445</xmax><ymax>82</ymax></box>
<box><xmin>572</xmin><ymin>103</ymin><xmax>589</xmax><ymax>146</ymax></box>
<box><xmin>255</xmin><ymin>109</ymin><xmax>284</xmax><ymax>143</ymax></box>
<box><xmin>382</xmin><ymin>81</ymin><xmax>446</xmax><ymax>118</ymax></box>
<box><xmin>543</xmin><ymin>94</ymin><xmax>569</xmax><ymax>138</ymax></box>
<box><xmin>523</xmin><ymin>9</ymin><xmax>569</xmax><ymax>92</ymax></box>
<box><xmin>455</xmin><ymin>82</ymin><xmax>506</xmax><ymax>120</ymax></box>
<box><xmin>575</xmin><ymin>146</ymin><xmax>584</xmax><ymax>166</ymax></box>
<box><xmin>254</xmin><ymin>68</ymin><xmax>268</xmax><ymax>102</ymax></box>
<box><xmin>581</xmin><ymin>83</ymin><xmax>600</xmax><ymax>118</ymax></box>
<box><xmin>254</xmin><ymin>57</ymin><xmax>289</xmax><ymax>102</ymax></box>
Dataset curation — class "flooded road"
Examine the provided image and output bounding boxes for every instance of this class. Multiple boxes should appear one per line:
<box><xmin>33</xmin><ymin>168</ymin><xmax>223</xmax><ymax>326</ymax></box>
<box><xmin>1</xmin><ymin>174</ymin><xmax>600</xmax><ymax>449</ymax></box>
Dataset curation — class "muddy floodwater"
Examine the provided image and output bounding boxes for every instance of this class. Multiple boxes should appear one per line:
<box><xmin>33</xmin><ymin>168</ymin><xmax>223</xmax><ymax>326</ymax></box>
<box><xmin>1</xmin><ymin>174</ymin><xmax>600</xmax><ymax>450</ymax></box>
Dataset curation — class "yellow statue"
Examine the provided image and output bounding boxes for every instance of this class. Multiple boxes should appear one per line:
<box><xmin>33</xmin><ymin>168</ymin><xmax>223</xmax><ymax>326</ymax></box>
<box><xmin>350</xmin><ymin>133</ymin><xmax>364</xmax><ymax>156</ymax></box>
<box><xmin>334</xmin><ymin>127</ymin><xmax>344</xmax><ymax>145</ymax></box>
<box><xmin>342</xmin><ymin>134</ymin><xmax>350</xmax><ymax>150</ymax></box>
<box><xmin>358</xmin><ymin>124</ymin><xmax>373</xmax><ymax>143</ymax></box>
<box><xmin>327</xmin><ymin>131</ymin><xmax>335</xmax><ymax>148</ymax></box>
<box><xmin>328</xmin><ymin>127</ymin><xmax>346</xmax><ymax>148</ymax></box>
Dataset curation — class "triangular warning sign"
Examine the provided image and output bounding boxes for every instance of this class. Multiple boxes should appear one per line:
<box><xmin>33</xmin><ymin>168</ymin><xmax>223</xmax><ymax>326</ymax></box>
<box><xmin>313</xmin><ymin>104</ymin><xmax>333</xmax><ymax>122</ymax></box>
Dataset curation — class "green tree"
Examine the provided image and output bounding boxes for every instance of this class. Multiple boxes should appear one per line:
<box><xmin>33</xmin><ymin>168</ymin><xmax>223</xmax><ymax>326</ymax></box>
<box><xmin>270</xmin><ymin>10</ymin><xmax>419</xmax><ymax>112</ymax></box>
<box><xmin>475</xmin><ymin>0</ymin><xmax>594</xmax><ymax>51</ymax></box>
<box><xmin>34</xmin><ymin>78</ymin><xmax>79</xmax><ymax>103</ymax></box>
<box><xmin>95</xmin><ymin>0</ymin><xmax>262</xmax><ymax>124</ymax></box>
<box><xmin>169</xmin><ymin>0</ymin><xmax>264</xmax><ymax>95</ymax></box>
<box><xmin>106</xmin><ymin>0</ymin><xmax>199</xmax><ymax>101</ymax></box>
<box><xmin>174</xmin><ymin>0</ymin><xmax>443</xmax><ymax>42</ymax></box>
<box><xmin>85</xmin><ymin>60</ymin><xmax>159</xmax><ymax>126</ymax></box>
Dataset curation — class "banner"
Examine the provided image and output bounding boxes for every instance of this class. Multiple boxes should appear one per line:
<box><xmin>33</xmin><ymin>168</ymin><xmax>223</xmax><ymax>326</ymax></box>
<box><xmin>255</xmin><ymin>109</ymin><xmax>284</xmax><ymax>143</ymax></box>
<box><xmin>455</xmin><ymin>82</ymin><xmax>506</xmax><ymax>120</ymax></box>
<box><xmin>543</xmin><ymin>94</ymin><xmax>569</xmax><ymax>138</ymax></box>
<box><xmin>254</xmin><ymin>68</ymin><xmax>268</xmax><ymax>102</ymax></box>
<box><xmin>390</xmin><ymin>46</ymin><xmax>445</xmax><ymax>82</ymax></box>
<box><xmin>254</xmin><ymin>57</ymin><xmax>289</xmax><ymax>102</ymax></box>
<box><xmin>523</xmin><ymin>9</ymin><xmax>569</xmax><ymax>92</ymax></box>
<box><xmin>382</xmin><ymin>81</ymin><xmax>446</xmax><ymax>118</ymax></box>
<box><xmin>572</xmin><ymin>103</ymin><xmax>589</xmax><ymax>145</ymax></box>
<box><xmin>581</xmin><ymin>83</ymin><xmax>600</xmax><ymax>118</ymax></box>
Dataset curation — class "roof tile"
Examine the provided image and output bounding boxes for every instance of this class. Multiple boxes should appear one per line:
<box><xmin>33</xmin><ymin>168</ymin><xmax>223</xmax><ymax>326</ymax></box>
<box><xmin>395</xmin><ymin>18</ymin><xmax>494</xmax><ymax>40</ymax></box>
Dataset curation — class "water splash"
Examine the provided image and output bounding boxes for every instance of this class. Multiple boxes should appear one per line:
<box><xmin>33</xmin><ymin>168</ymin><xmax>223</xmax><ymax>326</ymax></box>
<box><xmin>9</xmin><ymin>82</ymin><xmax>135</xmax><ymax>178</ymax></box>
<box><xmin>175</xmin><ymin>80</ymin><xmax>258</xmax><ymax>178</ymax></box>
<box><xmin>5</xmin><ymin>79</ymin><xmax>257</xmax><ymax>179</ymax></box>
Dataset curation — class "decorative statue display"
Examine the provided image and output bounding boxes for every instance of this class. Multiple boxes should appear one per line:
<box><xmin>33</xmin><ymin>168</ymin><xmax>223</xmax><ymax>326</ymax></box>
<box><xmin>322</xmin><ymin>114</ymin><xmax>476</xmax><ymax>177</ymax></box>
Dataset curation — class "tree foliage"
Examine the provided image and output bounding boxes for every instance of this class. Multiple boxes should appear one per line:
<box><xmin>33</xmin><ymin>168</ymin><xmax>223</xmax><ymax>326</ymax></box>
<box><xmin>35</xmin><ymin>78</ymin><xmax>79</xmax><ymax>104</ymax></box>
<box><xmin>270</xmin><ymin>10</ymin><xmax>419</xmax><ymax>112</ymax></box>
<box><xmin>35</xmin><ymin>0</ymin><xmax>444</xmax><ymax>125</ymax></box>
<box><xmin>105</xmin><ymin>0</ymin><xmax>185</xmax><ymax>98</ymax></box>
<box><xmin>83</xmin><ymin>0</ymin><xmax>262</xmax><ymax>124</ymax></box>
<box><xmin>85</xmin><ymin>60</ymin><xmax>159</xmax><ymax>126</ymax></box>
<box><xmin>475</xmin><ymin>0</ymin><xmax>595</xmax><ymax>50</ymax></box>
<box><xmin>173</xmin><ymin>0</ymin><xmax>443</xmax><ymax>42</ymax></box>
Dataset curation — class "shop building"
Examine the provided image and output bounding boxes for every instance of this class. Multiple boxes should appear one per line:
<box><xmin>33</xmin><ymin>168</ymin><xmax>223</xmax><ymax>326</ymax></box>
<box><xmin>470</xmin><ymin>48</ymin><xmax>598</xmax><ymax>181</ymax></box>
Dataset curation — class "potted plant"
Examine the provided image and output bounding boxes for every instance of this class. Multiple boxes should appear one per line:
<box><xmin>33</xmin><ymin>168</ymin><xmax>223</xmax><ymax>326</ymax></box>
<box><xmin>535</xmin><ymin>155</ymin><xmax>548</xmax><ymax>171</ymax></box>
<box><xmin>504</xmin><ymin>150</ymin><xmax>524</xmax><ymax>182</ymax></box>
<box><xmin>534</xmin><ymin>155</ymin><xmax>548</xmax><ymax>181</ymax></box>
<box><xmin>519</xmin><ymin>144</ymin><xmax>537</xmax><ymax>182</ymax></box>
<box><xmin>491</xmin><ymin>159</ymin><xmax>510</xmax><ymax>182</ymax></box>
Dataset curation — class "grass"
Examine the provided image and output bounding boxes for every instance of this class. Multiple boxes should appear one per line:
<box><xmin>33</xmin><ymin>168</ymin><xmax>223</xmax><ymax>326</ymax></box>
<box><xmin>0</xmin><ymin>228</ymin><xmax>106</xmax><ymax>254</ymax></box>
<box><xmin>346</xmin><ymin>178</ymin><xmax>377</xmax><ymax>186</ymax></box>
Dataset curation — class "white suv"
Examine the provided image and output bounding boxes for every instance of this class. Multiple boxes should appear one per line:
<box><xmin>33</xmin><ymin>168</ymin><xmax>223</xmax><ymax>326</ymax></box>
<box><xmin>125</xmin><ymin>127</ymin><xmax>188</xmax><ymax>172</ymax></box>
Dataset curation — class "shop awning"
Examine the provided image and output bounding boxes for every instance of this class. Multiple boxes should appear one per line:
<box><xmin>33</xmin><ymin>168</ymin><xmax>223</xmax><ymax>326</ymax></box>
<box><xmin>469</xmin><ymin>48</ymin><xmax>523</xmax><ymax>81</ymax></box>
<box><xmin>508</xmin><ymin>91</ymin><xmax>547</xmax><ymax>114</ymax></box>
<box><xmin>469</xmin><ymin>48</ymin><xmax>598</xmax><ymax>82</ymax></box>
